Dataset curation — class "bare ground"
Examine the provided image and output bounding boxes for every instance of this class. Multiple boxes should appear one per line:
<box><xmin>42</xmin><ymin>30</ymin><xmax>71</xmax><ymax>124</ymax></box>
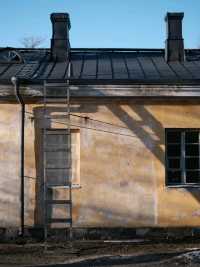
<box><xmin>1</xmin><ymin>241</ymin><xmax>200</xmax><ymax>266</ymax></box>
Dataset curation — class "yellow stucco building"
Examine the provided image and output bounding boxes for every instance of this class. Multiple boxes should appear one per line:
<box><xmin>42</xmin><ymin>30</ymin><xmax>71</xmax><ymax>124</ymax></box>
<box><xmin>0</xmin><ymin>12</ymin><xmax>200</xmax><ymax>240</ymax></box>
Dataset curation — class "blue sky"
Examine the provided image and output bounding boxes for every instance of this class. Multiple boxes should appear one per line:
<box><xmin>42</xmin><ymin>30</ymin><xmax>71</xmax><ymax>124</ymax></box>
<box><xmin>0</xmin><ymin>0</ymin><xmax>199</xmax><ymax>48</ymax></box>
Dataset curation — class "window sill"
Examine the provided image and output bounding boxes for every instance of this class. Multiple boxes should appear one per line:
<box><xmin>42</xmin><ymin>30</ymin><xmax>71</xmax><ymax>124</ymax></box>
<box><xmin>166</xmin><ymin>184</ymin><xmax>200</xmax><ymax>189</ymax></box>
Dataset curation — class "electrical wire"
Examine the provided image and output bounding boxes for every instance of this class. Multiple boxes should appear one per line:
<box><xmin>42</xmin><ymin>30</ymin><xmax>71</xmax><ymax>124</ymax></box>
<box><xmin>69</xmin><ymin>113</ymin><xmax>130</xmax><ymax>130</ymax></box>
<box><xmin>47</xmin><ymin>119</ymin><xmax>137</xmax><ymax>138</ymax></box>
<box><xmin>24</xmin><ymin>111</ymin><xmax>137</xmax><ymax>138</ymax></box>
<box><xmin>25</xmin><ymin>111</ymin><xmax>133</xmax><ymax>131</ymax></box>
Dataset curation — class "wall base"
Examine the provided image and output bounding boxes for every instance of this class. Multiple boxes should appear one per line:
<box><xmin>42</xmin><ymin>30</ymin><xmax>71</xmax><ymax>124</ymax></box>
<box><xmin>1</xmin><ymin>227</ymin><xmax>200</xmax><ymax>243</ymax></box>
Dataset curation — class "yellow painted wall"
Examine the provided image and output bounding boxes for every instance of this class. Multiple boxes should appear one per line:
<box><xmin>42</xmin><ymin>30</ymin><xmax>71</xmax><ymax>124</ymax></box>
<box><xmin>1</xmin><ymin>102</ymin><xmax>200</xmax><ymax>228</ymax></box>
<box><xmin>0</xmin><ymin>104</ymin><xmax>21</xmax><ymax>227</ymax></box>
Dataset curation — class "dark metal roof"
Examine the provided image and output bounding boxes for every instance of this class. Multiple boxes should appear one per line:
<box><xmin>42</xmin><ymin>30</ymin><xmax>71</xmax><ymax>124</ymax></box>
<box><xmin>0</xmin><ymin>48</ymin><xmax>200</xmax><ymax>85</ymax></box>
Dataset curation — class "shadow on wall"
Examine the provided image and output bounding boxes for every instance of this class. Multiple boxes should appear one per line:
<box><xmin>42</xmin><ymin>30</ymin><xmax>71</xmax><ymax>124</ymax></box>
<box><xmin>32</xmin><ymin>99</ymin><xmax>200</xmax><ymax>227</ymax></box>
<box><xmin>107</xmin><ymin>101</ymin><xmax>200</xmax><ymax>223</ymax></box>
<box><xmin>108</xmin><ymin>104</ymin><xmax>164</xmax><ymax>165</ymax></box>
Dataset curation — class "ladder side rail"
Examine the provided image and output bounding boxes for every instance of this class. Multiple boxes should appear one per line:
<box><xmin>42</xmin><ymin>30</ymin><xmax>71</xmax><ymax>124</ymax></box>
<box><xmin>67</xmin><ymin>62</ymin><xmax>73</xmax><ymax>236</ymax></box>
<box><xmin>43</xmin><ymin>80</ymin><xmax>48</xmax><ymax>241</ymax></box>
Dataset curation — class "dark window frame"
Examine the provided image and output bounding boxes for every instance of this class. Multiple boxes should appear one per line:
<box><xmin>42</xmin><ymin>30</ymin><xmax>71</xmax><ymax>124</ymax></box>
<box><xmin>165</xmin><ymin>128</ymin><xmax>200</xmax><ymax>187</ymax></box>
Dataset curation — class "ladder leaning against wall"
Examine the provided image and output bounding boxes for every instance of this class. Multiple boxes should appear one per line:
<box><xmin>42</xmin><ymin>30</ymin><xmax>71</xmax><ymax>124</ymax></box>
<box><xmin>43</xmin><ymin>62</ymin><xmax>72</xmax><ymax>241</ymax></box>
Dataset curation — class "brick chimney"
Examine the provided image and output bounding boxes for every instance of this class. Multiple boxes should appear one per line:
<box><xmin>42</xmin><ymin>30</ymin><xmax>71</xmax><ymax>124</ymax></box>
<box><xmin>50</xmin><ymin>13</ymin><xmax>71</xmax><ymax>62</ymax></box>
<box><xmin>165</xmin><ymin>12</ymin><xmax>185</xmax><ymax>62</ymax></box>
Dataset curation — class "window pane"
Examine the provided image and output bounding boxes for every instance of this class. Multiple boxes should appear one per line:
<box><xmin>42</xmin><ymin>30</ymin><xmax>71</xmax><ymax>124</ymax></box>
<box><xmin>185</xmin><ymin>145</ymin><xmax>199</xmax><ymax>156</ymax></box>
<box><xmin>186</xmin><ymin>171</ymin><xmax>199</xmax><ymax>183</ymax></box>
<box><xmin>185</xmin><ymin>131</ymin><xmax>199</xmax><ymax>143</ymax></box>
<box><xmin>167</xmin><ymin>144</ymin><xmax>181</xmax><ymax>157</ymax></box>
<box><xmin>46</xmin><ymin>135</ymin><xmax>69</xmax><ymax>145</ymax></box>
<box><xmin>168</xmin><ymin>158</ymin><xmax>180</xmax><ymax>169</ymax></box>
<box><xmin>45</xmin><ymin>129</ymin><xmax>80</xmax><ymax>186</ymax></box>
<box><xmin>46</xmin><ymin>151</ymin><xmax>69</xmax><ymax>169</ymax></box>
<box><xmin>46</xmin><ymin>168</ymin><xmax>70</xmax><ymax>185</ymax></box>
<box><xmin>185</xmin><ymin>158</ymin><xmax>199</xmax><ymax>170</ymax></box>
<box><xmin>167</xmin><ymin>131</ymin><xmax>181</xmax><ymax>143</ymax></box>
<box><xmin>167</xmin><ymin>170</ymin><xmax>182</xmax><ymax>184</ymax></box>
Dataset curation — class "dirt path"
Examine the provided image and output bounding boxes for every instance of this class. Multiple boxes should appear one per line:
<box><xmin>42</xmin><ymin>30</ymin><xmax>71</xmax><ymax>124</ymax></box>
<box><xmin>29</xmin><ymin>253</ymin><xmax>200</xmax><ymax>267</ymax></box>
<box><xmin>1</xmin><ymin>241</ymin><xmax>200</xmax><ymax>266</ymax></box>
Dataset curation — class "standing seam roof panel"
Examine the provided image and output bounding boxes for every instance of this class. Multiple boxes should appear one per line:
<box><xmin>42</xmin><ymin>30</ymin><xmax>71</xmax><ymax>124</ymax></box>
<box><xmin>151</xmin><ymin>56</ymin><xmax>177</xmax><ymax>79</ymax></box>
<box><xmin>182</xmin><ymin>61</ymin><xmax>200</xmax><ymax>79</ymax></box>
<box><xmin>0</xmin><ymin>64</ymin><xmax>23</xmax><ymax>79</ymax></box>
<box><xmin>124</xmin><ymin>54</ymin><xmax>145</xmax><ymax>79</ymax></box>
<box><xmin>0</xmin><ymin>64</ymin><xmax>11</xmax><ymax>76</ymax></box>
<box><xmin>81</xmin><ymin>54</ymin><xmax>97</xmax><ymax>79</ymax></box>
<box><xmin>37</xmin><ymin>62</ymin><xmax>55</xmax><ymax>79</ymax></box>
<box><xmin>111</xmin><ymin>53</ymin><xmax>129</xmax><ymax>79</ymax></box>
<box><xmin>48</xmin><ymin>62</ymin><xmax>68</xmax><ymax>79</ymax></box>
<box><xmin>71</xmin><ymin>54</ymin><xmax>84</xmax><ymax>79</ymax></box>
<box><xmin>97</xmin><ymin>53</ymin><xmax>112</xmax><ymax>79</ymax></box>
<box><xmin>137</xmin><ymin>56</ymin><xmax>160</xmax><ymax>79</ymax></box>
<box><xmin>168</xmin><ymin>62</ymin><xmax>193</xmax><ymax>79</ymax></box>
<box><xmin>193</xmin><ymin>61</ymin><xmax>200</xmax><ymax>68</ymax></box>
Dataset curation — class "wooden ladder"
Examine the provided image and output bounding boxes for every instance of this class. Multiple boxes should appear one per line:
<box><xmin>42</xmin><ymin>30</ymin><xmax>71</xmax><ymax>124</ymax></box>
<box><xmin>43</xmin><ymin>63</ymin><xmax>72</xmax><ymax>243</ymax></box>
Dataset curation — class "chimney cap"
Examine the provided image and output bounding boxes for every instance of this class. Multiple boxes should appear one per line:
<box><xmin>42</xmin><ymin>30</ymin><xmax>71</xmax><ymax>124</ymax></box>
<box><xmin>165</xmin><ymin>12</ymin><xmax>184</xmax><ymax>21</ymax></box>
<box><xmin>50</xmin><ymin>13</ymin><xmax>71</xmax><ymax>29</ymax></box>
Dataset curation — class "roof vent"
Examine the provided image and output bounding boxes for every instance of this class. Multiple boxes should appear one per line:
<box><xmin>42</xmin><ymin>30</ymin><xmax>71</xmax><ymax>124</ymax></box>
<box><xmin>50</xmin><ymin>13</ymin><xmax>71</xmax><ymax>62</ymax></box>
<box><xmin>165</xmin><ymin>12</ymin><xmax>185</xmax><ymax>62</ymax></box>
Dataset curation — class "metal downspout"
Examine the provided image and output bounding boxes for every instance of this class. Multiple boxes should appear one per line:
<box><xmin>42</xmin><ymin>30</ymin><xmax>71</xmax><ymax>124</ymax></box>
<box><xmin>11</xmin><ymin>77</ymin><xmax>25</xmax><ymax>237</ymax></box>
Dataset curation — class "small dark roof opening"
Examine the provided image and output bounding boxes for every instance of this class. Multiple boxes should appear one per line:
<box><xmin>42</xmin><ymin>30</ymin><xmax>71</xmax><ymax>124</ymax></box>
<box><xmin>0</xmin><ymin>49</ymin><xmax>24</xmax><ymax>63</ymax></box>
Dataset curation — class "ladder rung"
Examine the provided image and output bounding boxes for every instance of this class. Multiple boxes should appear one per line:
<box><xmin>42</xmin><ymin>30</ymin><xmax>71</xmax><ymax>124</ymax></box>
<box><xmin>43</xmin><ymin>99</ymin><xmax>69</xmax><ymax>103</ymax></box>
<box><xmin>45</xmin><ymin>131</ymin><xmax>70</xmax><ymax>135</ymax></box>
<box><xmin>47</xmin><ymin>184</ymin><xmax>71</xmax><ymax>188</ymax></box>
<box><xmin>44</xmin><ymin>148</ymin><xmax>71</xmax><ymax>152</ymax></box>
<box><xmin>44</xmin><ymin>116</ymin><xmax>70</xmax><ymax>120</ymax></box>
<box><xmin>46</xmin><ymin>200</ymin><xmax>71</xmax><ymax>205</ymax></box>
<box><xmin>45</xmin><ymin>144</ymin><xmax>70</xmax><ymax>149</ymax></box>
<box><xmin>44</xmin><ymin>83</ymin><xmax>69</xmax><ymax>87</ymax></box>
<box><xmin>45</xmin><ymin>167</ymin><xmax>71</xmax><ymax>170</ymax></box>
<box><xmin>47</xmin><ymin>218</ymin><xmax>72</xmax><ymax>224</ymax></box>
<box><xmin>44</xmin><ymin>144</ymin><xmax>70</xmax><ymax>148</ymax></box>
<box><xmin>44</xmin><ymin>115</ymin><xmax>70</xmax><ymax>118</ymax></box>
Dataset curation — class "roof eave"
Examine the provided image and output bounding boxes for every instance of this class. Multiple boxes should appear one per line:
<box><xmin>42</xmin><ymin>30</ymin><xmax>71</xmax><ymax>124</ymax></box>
<box><xmin>1</xmin><ymin>78</ymin><xmax>200</xmax><ymax>86</ymax></box>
